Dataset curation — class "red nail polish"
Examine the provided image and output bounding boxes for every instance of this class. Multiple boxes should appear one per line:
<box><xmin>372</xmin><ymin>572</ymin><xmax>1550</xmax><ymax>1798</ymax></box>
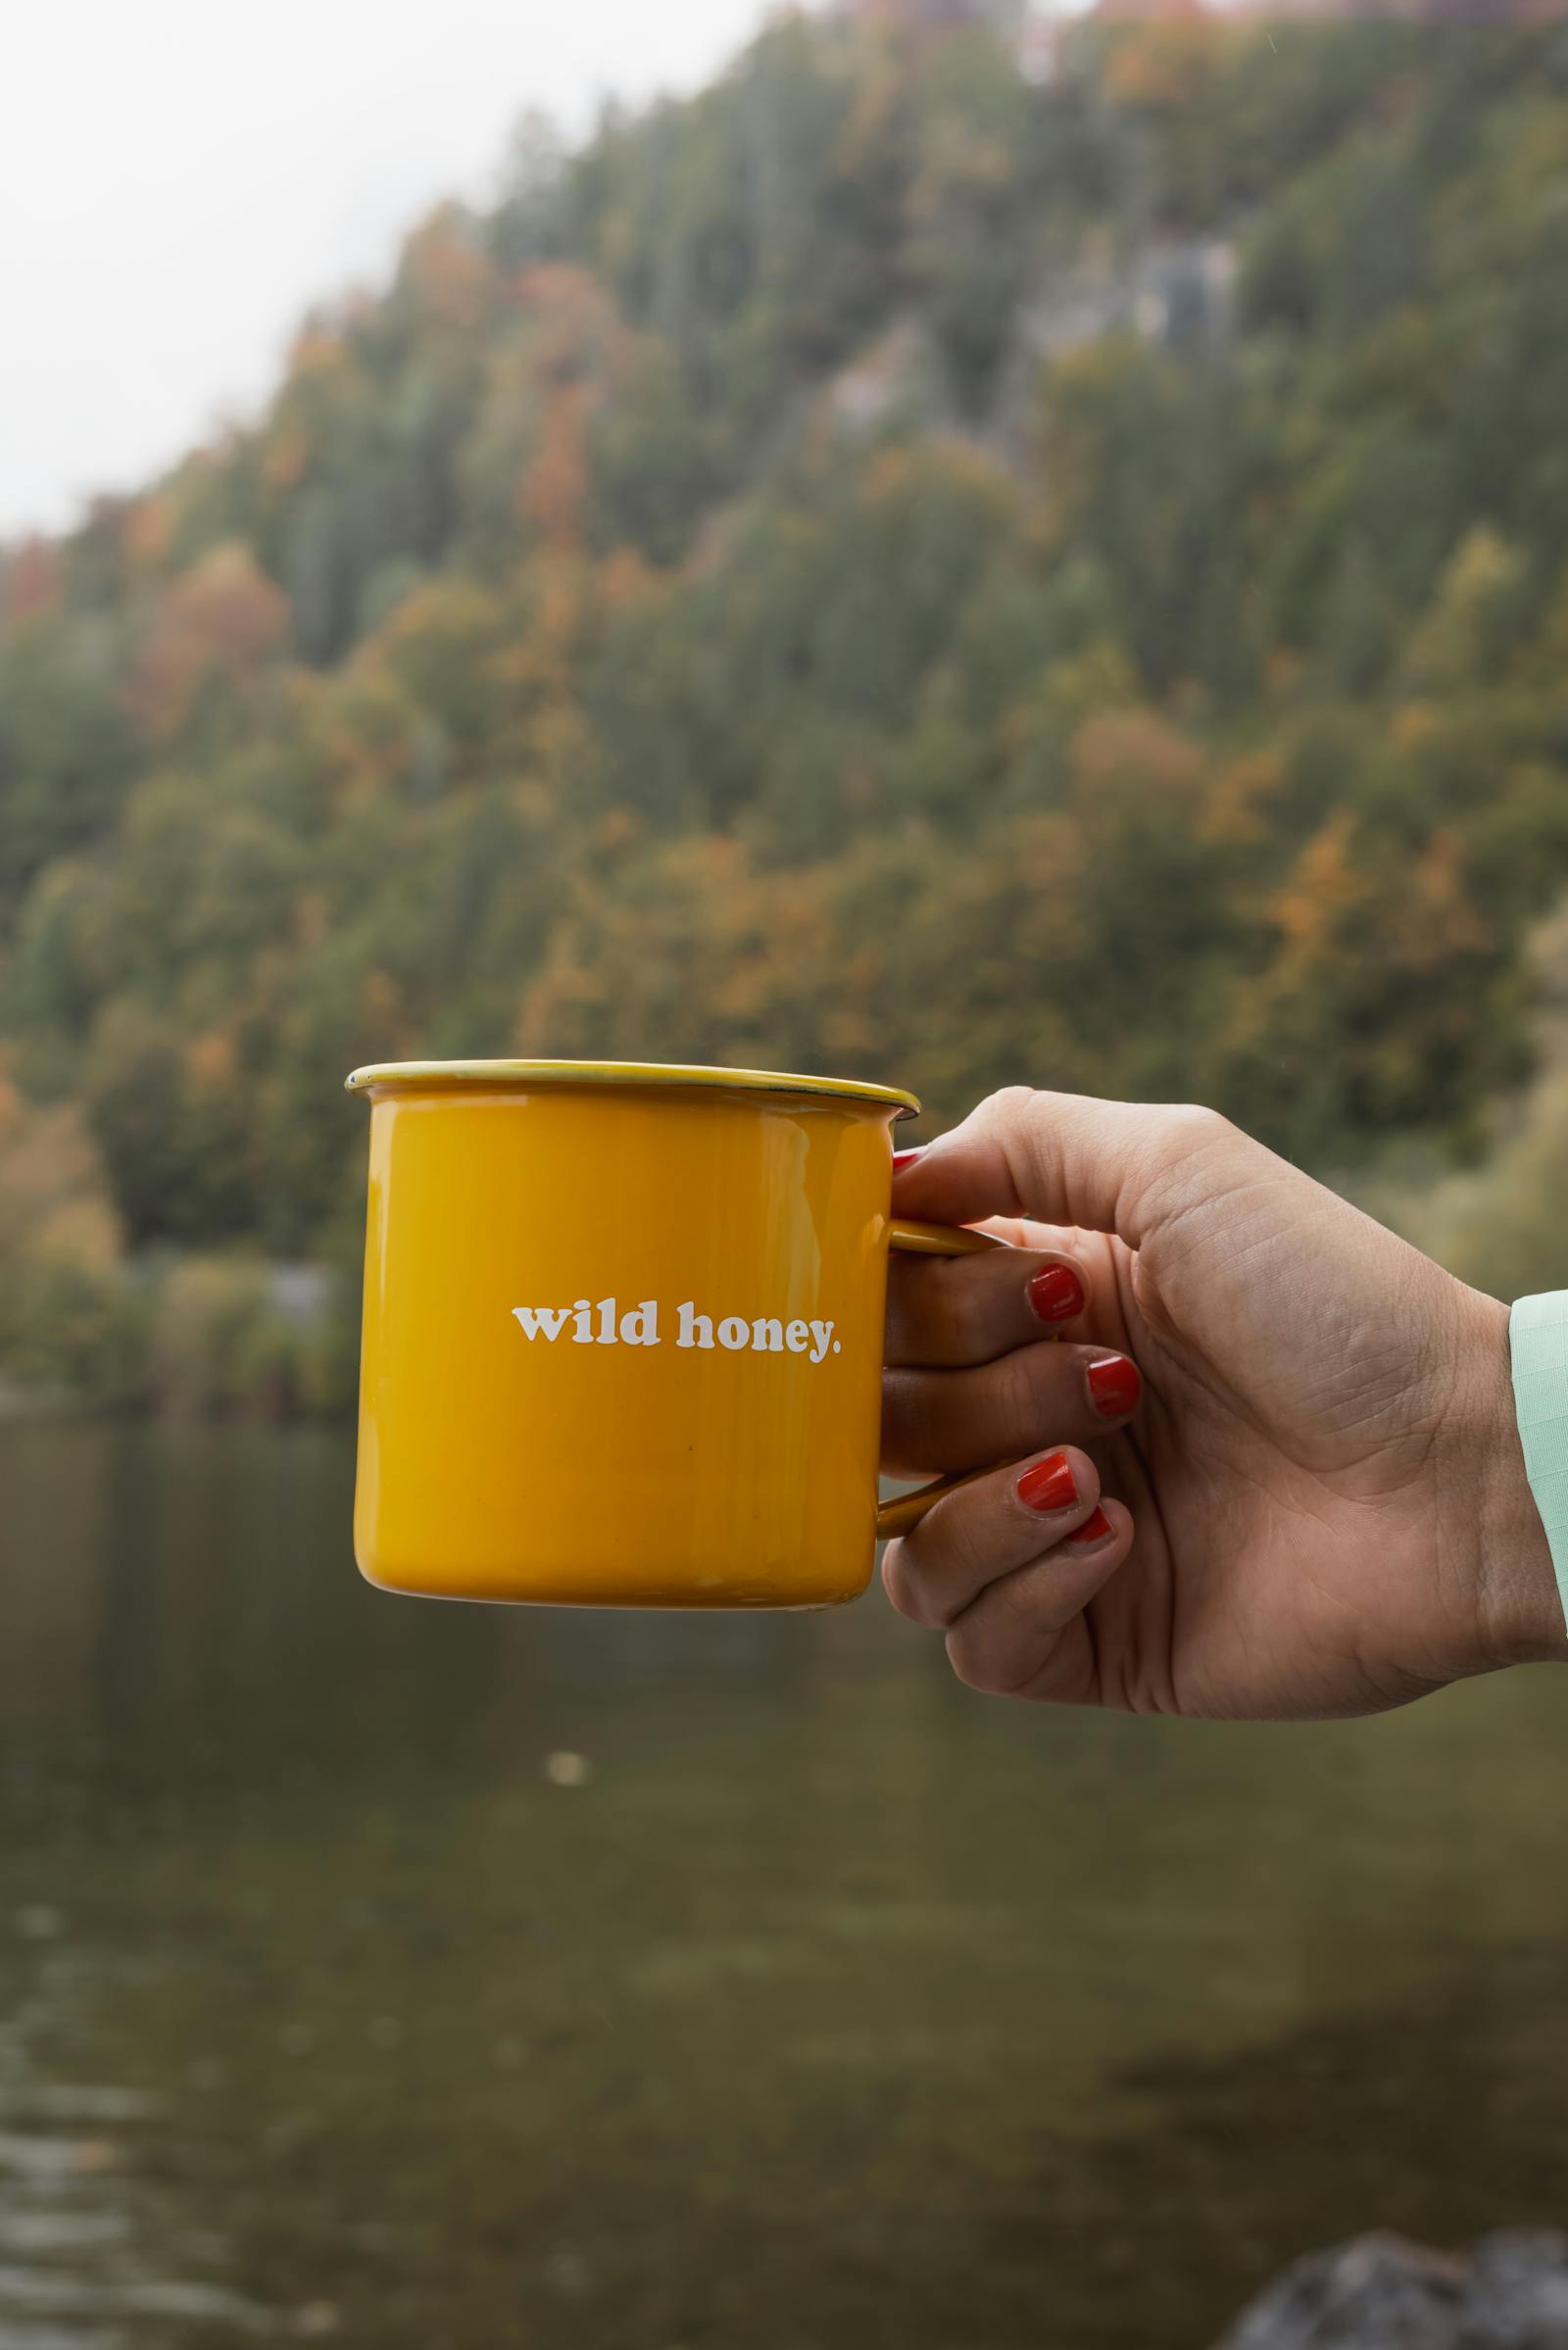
<box><xmin>1087</xmin><ymin>1355</ymin><xmax>1142</xmax><ymax>1419</ymax></box>
<box><xmin>1017</xmin><ymin>1450</ymin><xmax>1077</xmax><ymax>1514</ymax></box>
<box><xmin>1028</xmin><ymin>1265</ymin><xmax>1085</xmax><ymax>1325</ymax></box>
<box><xmin>1066</xmin><ymin>1505</ymin><xmax>1113</xmax><ymax>1547</ymax></box>
<box><xmin>892</xmin><ymin>1148</ymin><xmax>925</xmax><ymax>1172</ymax></box>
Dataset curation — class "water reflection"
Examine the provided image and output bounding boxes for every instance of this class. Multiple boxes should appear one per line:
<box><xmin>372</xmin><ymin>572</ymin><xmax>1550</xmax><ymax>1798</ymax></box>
<box><xmin>3</xmin><ymin>1425</ymin><xmax>1568</xmax><ymax>2346</ymax></box>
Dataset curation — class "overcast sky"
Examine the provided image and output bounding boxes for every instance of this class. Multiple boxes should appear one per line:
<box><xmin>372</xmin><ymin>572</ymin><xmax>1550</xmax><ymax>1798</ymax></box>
<box><xmin>0</xmin><ymin>0</ymin><xmax>783</xmax><ymax>537</ymax></box>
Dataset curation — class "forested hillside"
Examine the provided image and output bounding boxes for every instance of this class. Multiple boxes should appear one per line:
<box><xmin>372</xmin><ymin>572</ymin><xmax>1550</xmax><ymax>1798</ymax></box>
<box><xmin>4</xmin><ymin>4</ymin><xmax>1568</xmax><ymax>1408</ymax></box>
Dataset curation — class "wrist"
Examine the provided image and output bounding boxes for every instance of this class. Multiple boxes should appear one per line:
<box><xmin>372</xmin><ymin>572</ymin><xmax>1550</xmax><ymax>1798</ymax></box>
<box><xmin>1449</xmin><ymin>1288</ymin><xmax>1567</xmax><ymax>1673</ymax></box>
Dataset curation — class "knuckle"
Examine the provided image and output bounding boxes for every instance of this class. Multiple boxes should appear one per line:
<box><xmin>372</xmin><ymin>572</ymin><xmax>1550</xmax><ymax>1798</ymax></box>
<box><xmin>946</xmin><ymin>1558</ymin><xmax>1049</xmax><ymax>1693</ymax></box>
<box><xmin>946</xmin><ymin>1627</ymin><xmax>1004</xmax><ymax>1694</ymax></box>
<box><xmin>998</xmin><ymin>1340</ymin><xmax>1057</xmax><ymax>1444</ymax></box>
<box><xmin>879</xmin><ymin>1367</ymin><xmax>927</xmax><ymax>1457</ymax></box>
<box><xmin>881</xmin><ymin>1266</ymin><xmax>919</xmax><ymax>1352</ymax></box>
<box><xmin>976</xmin><ymin>1084</ymin><xmax>1038</xmax><ymax>1132</ymax></box>
<box><xmin>891</xmin><ymin>1252</ymin><xmax>1000</xmax><ymax>1367</ymax></box>
<box><xmin>882</xmin><ymin>1544</ymin><xmax>935</xmax><ymax>1628</ymax></box>
<box><xmin>1133</xmin><ymin>1103</ymin><xmax>1238</xmax><ymax>1221</ymax></box>
<box><xmin>990</xmin><ymin>1559</ymin><xmax>1054</xmax><ymax>1643</ymax></box>
<box><xmin>936</xmin><ymin>1261</ymin><xmax>998</xmax><ymax>1360</ymax></box>
<box><xmin>1161</xmin><ymin>1102</ymin><xmax>1233</xmax><ymax>1151</ymax></box>
<box><xmin>902</xmin><ymin>1497</ymin><xmax>987</xmax><ymax>1619</ymax></box>
<box><xmin>947</xmin><ymin>1610</ymin><xmax>1044</xmax><ymax>1699</ymax></box>
<box><xmin>941</xmin><ymin>1500</ymin><xmax>1004</xmax><ymax>1593</ymax></box>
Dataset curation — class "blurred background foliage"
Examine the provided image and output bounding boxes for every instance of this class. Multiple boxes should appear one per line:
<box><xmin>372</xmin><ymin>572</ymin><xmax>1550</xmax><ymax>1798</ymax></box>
<box><xmin>3</xmin><ymin>3</ymin><xmax>1568</xmax><ymax>1415</ymax></box>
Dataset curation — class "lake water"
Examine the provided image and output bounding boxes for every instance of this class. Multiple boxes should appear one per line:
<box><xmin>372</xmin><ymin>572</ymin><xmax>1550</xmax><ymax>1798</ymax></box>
<box><xmin>3</xmin><ymin>1425</ymin><xmax>1568</xmax><ymax>2349</ymax></box>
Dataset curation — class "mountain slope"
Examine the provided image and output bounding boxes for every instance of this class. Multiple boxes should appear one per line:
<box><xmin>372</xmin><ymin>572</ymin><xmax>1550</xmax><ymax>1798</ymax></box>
<box><xmin>2</xmin><ymin>6</ymin><xmax>1568</xmax><ymax>1403</ymax></box>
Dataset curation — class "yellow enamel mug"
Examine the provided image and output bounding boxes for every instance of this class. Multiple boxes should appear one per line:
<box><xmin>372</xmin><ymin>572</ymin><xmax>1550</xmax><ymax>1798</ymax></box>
<box><xmin>346</xmin><ymin>1059</ymin><xmax>996</xmax><ymax>1608</ymax></box>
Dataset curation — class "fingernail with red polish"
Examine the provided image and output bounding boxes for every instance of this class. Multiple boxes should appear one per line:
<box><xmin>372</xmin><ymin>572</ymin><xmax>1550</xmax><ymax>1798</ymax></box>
<box><xmin>1017</xmin><ymin>1449</ymin><xmax>1078</xmax><ymax>1515</ymax></box>
<box><xmin>1028</xmin><ymin>1264</ymin><xmax>1085</xmax><ymax>1325</ymax></box>
<box><xmin>1066</xmin><ymin>1505</ymin><xmax>1113</xmax><ymax>1548</ymax></box>
<box><xmin>1087</xmin><ymin>1355</ymin><xmax>1142</xmax><ymax>1419</ymax></box>
<box><xmin>892</xmin><ymin>1148</ymin><xmax>925</xmax><ymax>1172</ymax></box>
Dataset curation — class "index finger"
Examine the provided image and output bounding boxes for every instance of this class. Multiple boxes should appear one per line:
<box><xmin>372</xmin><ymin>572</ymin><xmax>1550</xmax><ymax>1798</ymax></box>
<box><xmin>892</xmin><ymin>1089</ymin><xmax>1241</xmax><ymax>1244</ymax></box>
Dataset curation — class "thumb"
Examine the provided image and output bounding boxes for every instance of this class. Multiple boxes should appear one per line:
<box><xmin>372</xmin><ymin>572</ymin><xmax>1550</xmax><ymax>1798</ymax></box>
<box><xmin>891</xmin><ymin>1088</ymin><xmax>1243</xmax><ymax>1247</ymax></box>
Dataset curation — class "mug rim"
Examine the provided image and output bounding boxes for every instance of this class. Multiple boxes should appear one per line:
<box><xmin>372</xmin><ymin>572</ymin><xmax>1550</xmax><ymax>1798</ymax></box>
<box><xmin>344</xmin><ymin>1057</ymin><xmax>921</xmax><ymax>1120</ymax></box>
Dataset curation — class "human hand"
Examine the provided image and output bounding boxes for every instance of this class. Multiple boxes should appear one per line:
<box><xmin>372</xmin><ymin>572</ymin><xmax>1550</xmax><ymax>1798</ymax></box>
<box><xmin>881</xmin><ymin>1091</ymin><xmax>1564</xmax><ymax>1718</ymax></box>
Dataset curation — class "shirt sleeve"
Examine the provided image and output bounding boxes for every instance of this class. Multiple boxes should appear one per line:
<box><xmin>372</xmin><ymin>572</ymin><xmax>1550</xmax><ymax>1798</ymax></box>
<box><xmin>1509</xmin><ymin>1293</ymin><xmax>1568</xmax><ymax>1631</ymax></box>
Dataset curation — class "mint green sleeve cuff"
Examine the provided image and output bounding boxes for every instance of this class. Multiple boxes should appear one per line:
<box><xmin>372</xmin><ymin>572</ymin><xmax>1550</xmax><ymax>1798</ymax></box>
<box><xmin>1510</xmin><ymin>1293</ymin><xmax>1568</xmax><ymax>1630</ymax></box>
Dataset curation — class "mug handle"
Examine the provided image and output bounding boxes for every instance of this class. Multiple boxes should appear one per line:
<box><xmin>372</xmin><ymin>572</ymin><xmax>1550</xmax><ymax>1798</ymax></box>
<box><xmin>875</xmin><ymin>1219</ymin><xmax>1022</xmax><ymax>1542</ymax></box>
